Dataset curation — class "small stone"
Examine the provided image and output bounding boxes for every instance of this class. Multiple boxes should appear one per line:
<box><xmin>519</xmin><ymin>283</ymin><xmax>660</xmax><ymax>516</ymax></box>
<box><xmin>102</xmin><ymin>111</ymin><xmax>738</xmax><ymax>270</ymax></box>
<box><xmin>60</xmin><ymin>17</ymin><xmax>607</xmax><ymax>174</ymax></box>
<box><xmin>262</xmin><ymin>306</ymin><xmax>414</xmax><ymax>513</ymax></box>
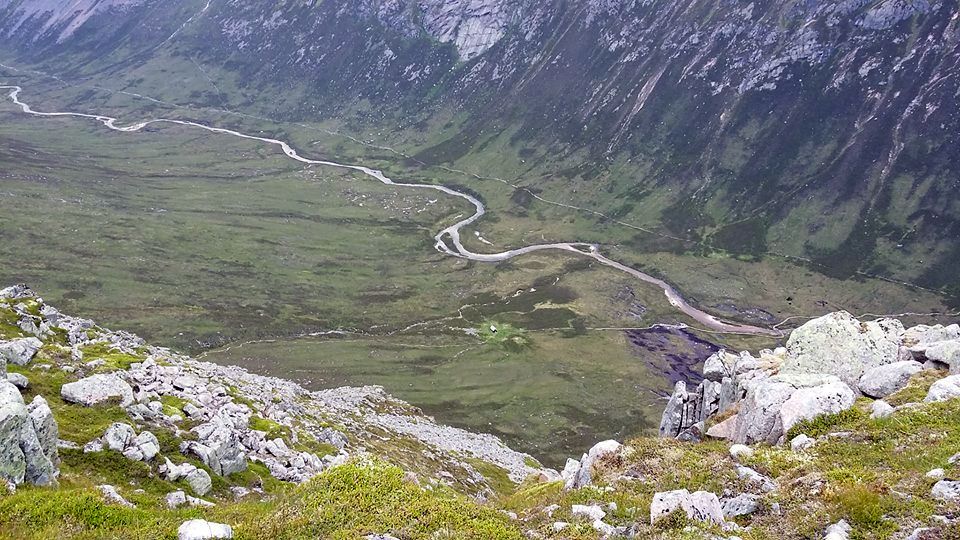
<box><xmin>177</xmin><ymin>519</ymin><xmax>233</xmax><ymax>540</ymax></box>
<box><xmin>721</xmin><ymin>493</ymin><xmax>761</xmax><ymax>518</ymax></box>
<box><xmin>571</xmin><ymin>504</ymin><xmax>605</xmax><ymax>521</ymax></box>
<box><xmin>931</xmin><ymin>480</ymin><xmax>960</xmax><ymax>502</ymax></box>
<box><xmin>97</xmin><ymin>484</ymin><xmax>135</xmax><ymax>508</ymax></box>
<box><xmin>925</xmin><ymin>375</ymin><xmax>960</xmax><ymax>403</ymax></box>
<box><xmin>166</xmin><ymin>490</ymin><xmax>188</xmax><ymax>509</ymax></box>
<box><xmin>790</xmin><ymin>434</ymin><xmax>815</xmax><ymax>452</ymax></box>
<box><xmin>103</xmin><ymin>423</ymin><xmax>136</xmax><ymax>452</ymax></box>
<box><xmin>824</xmin><ymin>519</ymin><xmax>851</xmax><ymax>540</ymax></box>
<box><xmin>870</xmin><ymin>400</ymin><xmax>894</xmax><ymax>419</ymax></box>
<box><xmin>925</xmin><ymin>468</ymin><xmax>945</xmax><ymax>480</ymax></box>
<box><xmin>729</xmin><ymin>444</ymin><xmax>754</xmax><ymax>461</ymax></box>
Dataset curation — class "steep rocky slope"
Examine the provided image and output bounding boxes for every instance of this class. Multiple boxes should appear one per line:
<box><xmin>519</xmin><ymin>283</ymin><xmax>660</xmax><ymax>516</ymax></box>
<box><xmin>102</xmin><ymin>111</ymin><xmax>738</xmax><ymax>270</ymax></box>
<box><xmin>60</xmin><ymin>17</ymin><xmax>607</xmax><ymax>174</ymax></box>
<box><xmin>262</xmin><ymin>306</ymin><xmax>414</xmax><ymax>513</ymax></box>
<box><xmin>3</xmin><ymin>287</ymin><xmax>960</xmax><ymax>538</ymax></box>
<box><xmin>0</xmin><ymin>0</ymin><xmax>957</xmax><ymax>295</ymax></box>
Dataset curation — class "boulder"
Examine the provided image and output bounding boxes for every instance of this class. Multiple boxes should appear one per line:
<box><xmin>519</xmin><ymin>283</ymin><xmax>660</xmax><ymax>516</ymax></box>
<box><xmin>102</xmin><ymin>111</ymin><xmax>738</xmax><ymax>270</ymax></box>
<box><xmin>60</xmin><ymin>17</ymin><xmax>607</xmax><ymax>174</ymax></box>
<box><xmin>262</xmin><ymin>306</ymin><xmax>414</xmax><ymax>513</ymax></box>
<box><xmin>563</xmin><ymin>439</ymin><xmax>621</xmax><ymax>490</ymax></box>
<box><xmin>735</xmin><ymin>465</ymin><xmax>776</xmax><ymax>493</ymax></box>
<box><xmin>734</xmin><ymin>374</ymin><xmax>854</xmax><ymax>444</ymax></box>
<box><xmin>931</xmin><ymin>480</ymin><xmax>960</xmax><ymax>502</ymax></box>
<box><xmin>924</xmin><ymin>375</ymin><xmax>960</xmax><ymax>403</ymax></box>
<box><xmin>184</xmin><ymin>468</ymin><xmax>212</xmax><ymax>497</ymax></box>
<box><xmin>177</xmin><ymin>520</ymin><xmax>233</xmax><ymax>540</ymax></box>
<box><xmin>0</xmin><ymin>338</ymin><xmax>42</xmax><ymax>367</ymax></box>
<box><xmin>27</xmin><ymin>396</ymin><xmax>58</xmax><ymax>468</ymax></box>
<box><xmin>649</xmin><ymin>489</ymin><xmax>724</xmax><ymax>525</ymax></box>
<box><xmin>182</xmin><ymin>423</ymin><xmax>247</xmax><ymax>477</ymax></box>
<box><xmin>869</xmin><ymin>400</ymin><xmax>894</xmax><ymax>419</ymax></box>
<box><xmin>571</xmin><ymin>504</ymin><xmax>605</xmax><ymax>521</ymax></box>
<box><xmin>721</xmin><ymin>493</ymin><xmax>761</xmax><ymax>518</ymax></box>
<box><xmin>103</xmin><ymin>423</ymin><xmax>136</xmax><ymax>452</ymax></box>
<box><xmin>916</xmin><ymin>340</ymin><xmax>960</xmax><ymax>373</ymax></box>
<box><xmin>134</xmin><ymin>431</ymin><xmax>160</xmax><ymax>461</ymax></box>
<box><xmin>903</xmin><ymin>324</ymin><xmax>960</xmax><ymax>347</ymax></box>
<box><xmin>706</xmin><ymin>415</ymin><xmax>737</xmax><ymax>440</ymax></box>
<box><xmin>858</xmin><ymin>361</ymin><xmax>923</xmax><ymax>398</ymax></box>
<box><xmin>7</xmin><ymin>373</ymin><xmax>28</xmax><ymax>389</ymax></box>
<box><xmin>783</xmin><ymin>312</ymin><xmax>902</xmax><ymax>387</ymax></box>
<box><xmin>0</xmin><ymin>380</ymin><xmax>57</xmax><ymax>486</ymax></box>
<box><xmin>97</xmin><ymin>484</ymin><xmax>135</xmax><ymax>508</ymax></box>
<box><xmin>790</xmin><ymin>434</ymin><xmax>815</xmax><ymax>452</ymax></box>
<box><xmin>61</xmin><ymin>374</ymin><xmax>134</xmax><ymax>407</ymax></box>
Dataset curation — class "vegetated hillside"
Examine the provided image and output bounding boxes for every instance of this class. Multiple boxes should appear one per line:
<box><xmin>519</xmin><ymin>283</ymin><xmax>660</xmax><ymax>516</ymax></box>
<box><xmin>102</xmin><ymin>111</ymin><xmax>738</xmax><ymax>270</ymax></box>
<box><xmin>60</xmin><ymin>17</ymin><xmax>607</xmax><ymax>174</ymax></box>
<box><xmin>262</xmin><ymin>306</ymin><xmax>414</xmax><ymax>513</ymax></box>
<box><xmin>3</xmin><ymin>287</ymin><xmax>960</xmax><ymax>539</ymax></box>
<box><xmin>0</xmin><ymin>0</ymin><xmax>958</xmax><ymax>296</ymax></box>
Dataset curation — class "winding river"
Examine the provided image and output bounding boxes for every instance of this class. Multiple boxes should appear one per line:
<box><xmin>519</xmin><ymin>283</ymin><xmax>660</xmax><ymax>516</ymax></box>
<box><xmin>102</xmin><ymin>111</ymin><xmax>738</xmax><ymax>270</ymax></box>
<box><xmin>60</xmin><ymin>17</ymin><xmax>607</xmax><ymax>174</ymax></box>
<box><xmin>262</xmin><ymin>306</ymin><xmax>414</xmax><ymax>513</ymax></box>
<box><xmin>1</xmin><ymin>84</ymin><xmax>780</xmax><ymax>336</ymax></box>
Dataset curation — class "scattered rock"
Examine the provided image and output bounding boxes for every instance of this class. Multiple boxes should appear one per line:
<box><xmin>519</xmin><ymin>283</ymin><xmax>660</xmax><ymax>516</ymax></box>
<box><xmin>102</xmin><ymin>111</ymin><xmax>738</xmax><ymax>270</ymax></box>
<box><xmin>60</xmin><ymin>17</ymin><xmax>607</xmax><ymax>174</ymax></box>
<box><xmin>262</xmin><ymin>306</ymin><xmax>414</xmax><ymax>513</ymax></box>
<box><xmin>60</xmin><ymin>373</ymin><xmax>134</xmax><ymax>407</ymax></box>
<box><xmin>925</xmin><ymin>375</ymin><xmax>960</xmax><ymax>403</ymax></box>
<box><xmin>925</xmin><ymin>468</ymin><xmax>945</xmax><ymax>480</ymax></box>
<box><xmin>650</xmin><ymin>489</ymin><xmax>724</xmax><ymax>525</ymax></box>
<box><xmin>824</xmin><ymin>519</ymin><xmax>851</xmax><ymax>540</ymax></box>
<box><xmin>790</xmin><ymin>434</ymin><xmax>815</xmax><ymax>452</ymax></box>
<box><xmin>97</xmin><ymin>484</ymin><xmax>135</xmax><ymax>508</ymax></box>
<box><xmin>184</xmin><ymin>468</ymin><xmax>213</xmax><ymax>497</ymax></box>
<box><xmin>721</xmin><ymin>493</ymin><xmax>761</xmax><ymax>518</ymax></box>
<box><xmin>728</xmin><ymin>444</ymin><xmax>753</xmax><ymax>461</ymax></box>
<box><xmin>905</xmin><ymin>528</ymin><xmax>938</xmax><ymax>540</ymax></box>
<box><xmin>6</xmin><ymin>373</ymin><xmax>28</xmax><ymax>389</ymax></box>
<box><xmin>869</xmin><ymin>400</ymin><xmax>894</xmax><ymax>419</ymax></box>
<box><xmin>177</xmin><ymin>519</ymin><xmax>233</xmax><ymax>540</ymax></box>
<box><xmin>562</xmin><ymin>439</ymin><xmax>621</xmax><ymax>490</ymax></box>
<box><xmin>735</xmin><ymin>465</ymin><xmax>776</xmax><ymax>493</ymax></box>
<box><xmin>103</xmin><ymin>423</ymin><xmax>136</xmax><ymax>452</ymax></box>
<box><xmin>931</xmin><ymin>480</ymin><xmax>960</xmax><ymax>502</ymax></box>
<box><xmin>0</xmin><ymin>338</ymin><xmax>43</xmax><ymax>367</ymax></box>
<box><xmin>858</xmin><ymin>361</ymin><xmax>923</xmax><ymax>398</ymax></box>
<box><xmin>166</xmin><ymin>490</ymin><xmax>215</xmax><ymax>509</ymax></box>
<box><xmin>783</xmin><ymin>312</ymin><xmax>903</xmax><ymax>387</ymax></box>
<box><xmin>571</xmin><ymin>504</ymin><xmax>606</xmax><ymax>521</ymax></box>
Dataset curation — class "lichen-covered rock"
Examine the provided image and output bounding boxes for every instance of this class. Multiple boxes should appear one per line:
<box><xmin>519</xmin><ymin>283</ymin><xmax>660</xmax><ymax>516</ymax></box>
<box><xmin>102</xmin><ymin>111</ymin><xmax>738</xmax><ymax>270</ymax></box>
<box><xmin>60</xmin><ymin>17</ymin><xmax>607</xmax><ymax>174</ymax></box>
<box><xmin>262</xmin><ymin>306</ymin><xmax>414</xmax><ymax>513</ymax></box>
<box><xmin>783</xmin><ymin>312</ymin><xmax>903</xmax><ymax>387</ymax></box>
<box><xmin>0</xmin><ymin>337</ymin><xmax>42</xmax><ymax>367</ymax></box>
<box><xmin>103</xmin><ymin>423</ymin><xmax>136</xmax><ymax>452</ymax></box>
<box><xmin>858</xmin><ymin>361</ymin><xmax>923</xmax><ymax>398</ymax></box>
<box><xmin>182</xmin><ymin>422</ymin><xmax>247</xmax><ymax>477</ymax></box>
<box><xmin>562</xmin><ymin>439</ymin><xmax>621</xmax><ymax>490</ymax></box>
<box><xmin>27</xmin><ymin>396</ymin><xmax>58</xmax><ymax>468</ymax></box>
<box><xmin>924</xmin><ymin>375</ymin><xmax>960</xmax><ymax>403</ymax></box>
<box><xmin>930</xmin><ymin>480</ymin><xmax>960</xmax><ymax>502</ymax></box>
<box><xmin>721</xmin><ymin>493</ymin><xmax>761</xmax><ymax>518</ymax></box>
<box><xmin>649</xmin><ymin>489</ymin><xmax>724</xmax><ymax>525</ymax></box>
<box><xmin>0</xmin><ymin>381</ymin><xmax>57</xmax><ymax>486</ymax></box>
<box><xmin>61</xmin><ymin>373</ymin><xmax>134</xmax><ymax>407</ymax></box>
<box><xmin>184</xmin><ymin>468</ymin><xmax>213</xmax><ymax>497</ymax></box>
<box><xmin>869</xmin><ymin>400</ymin><xmax>894</xmax><ymax>419</ymax></box>
<box><xmin>7</xmin><ymin>373</ymin><xmax>29</xmax><ymax>389</ymax></box>
<box><xmin>734</xmin><ymin>374</ymin><xmax>854</xmax><ymax>444</ymax></box>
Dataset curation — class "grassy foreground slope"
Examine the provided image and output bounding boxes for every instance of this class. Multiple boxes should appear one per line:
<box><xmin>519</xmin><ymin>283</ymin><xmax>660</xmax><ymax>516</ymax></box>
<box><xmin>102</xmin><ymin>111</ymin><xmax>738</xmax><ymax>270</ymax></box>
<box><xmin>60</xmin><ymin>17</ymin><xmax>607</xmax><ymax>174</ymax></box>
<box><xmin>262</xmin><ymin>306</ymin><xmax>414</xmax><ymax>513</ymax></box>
<box><xmin>3</xmin><ymin>292</ymin><xmax>960</xmax><ymax>539</ymax></box>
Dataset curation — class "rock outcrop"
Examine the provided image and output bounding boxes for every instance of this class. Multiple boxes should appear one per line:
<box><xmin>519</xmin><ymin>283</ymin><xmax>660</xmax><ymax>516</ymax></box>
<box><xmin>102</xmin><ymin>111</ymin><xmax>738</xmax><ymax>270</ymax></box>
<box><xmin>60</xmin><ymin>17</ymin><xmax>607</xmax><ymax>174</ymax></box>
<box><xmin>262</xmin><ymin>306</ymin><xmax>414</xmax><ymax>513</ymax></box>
<box><xmin>649</xmin><ymin>489</ymin><xmax>725</xmax><ymax>525</ymax></box>
<box><xmin>660</xmin><ymin>311</ymin><xmax>959</xmax><ymax>445</ymax></box>
<box><xmin>61</xmin><ymin>374</ymin><xmax>135</xmax><ymax>407</ymax></box>
<box><xmin>0</xmin><ymin>380</ymin><xmax>59</xmax><ymax>486</ymax></box>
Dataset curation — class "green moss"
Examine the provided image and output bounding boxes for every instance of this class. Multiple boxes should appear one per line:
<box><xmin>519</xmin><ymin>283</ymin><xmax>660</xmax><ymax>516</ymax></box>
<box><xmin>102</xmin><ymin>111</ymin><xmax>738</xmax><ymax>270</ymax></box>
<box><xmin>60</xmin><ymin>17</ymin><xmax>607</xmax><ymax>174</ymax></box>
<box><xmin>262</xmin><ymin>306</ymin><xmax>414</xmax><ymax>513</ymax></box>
<box><xmin>79</xmin><ymin>343</ymin><xmax>143</xmax><ymax>372</ymax></box>
<box><xmin>260</xmin><ymin>460</ymin><xmax>523</xmax><ymax>539</ymax></box>
<box><xmin>886</xmin><ymin>369</ymin><xmax>947</xmax><ymax>406</ymax></box>
<box><xmin>159</xmin><ymin>394</ymin><xmax>190</xmax><ymax>417</ymax></box>
<box><xmin>464</xmin><ymin>458</ymin><xmax>516</xmax><ymax>497</ymax></box>
<box><xmin>785</xmin><ymin>406</ymin><xmax>867</xmax><ymax>441</ymax></box>
<box><xmin>248</xmin><ymin>415</ymin><xmax>291</xmax><ymax>442</ymax></box>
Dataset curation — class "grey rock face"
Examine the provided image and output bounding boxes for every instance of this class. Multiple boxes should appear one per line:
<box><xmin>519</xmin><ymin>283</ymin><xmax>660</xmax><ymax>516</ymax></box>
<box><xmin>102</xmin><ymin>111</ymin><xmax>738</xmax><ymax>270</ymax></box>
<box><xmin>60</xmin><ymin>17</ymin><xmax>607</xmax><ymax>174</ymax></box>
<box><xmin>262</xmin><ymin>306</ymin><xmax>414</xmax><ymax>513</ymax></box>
<box><xmin>0</xmin><ymin>381</ymin><xmax>57</xmax><ymax>486</ymax></box>
<box><xmin>27</xmin><ymin>396</ymin><xmax>58</xmax><ymax>468</ymax></box>
<box><xmin>783</xmin><ymin>312</ymin><xmax>903</xmax><ymax>387</ymax></box>
<box><xmin>858</xmin><ymin>361</ymin><xmax>923</xmax><ymax>398</ymax></box>
<box><xmin>721</xmin><ymin>493</ymin><xmax>761</xmax><ymax>518</ymax></box>
<box><xmin>911</xmin><ymin>340</ymin><xmax>960</xmax><ymax>373</ymax></box>
<box><xmin>182</xmin><ymin>422</ymin><xmax>247</xmax><ymax>477</ymax></box>
<box><xmin>61</xmin><ymin>373</ymin><xmax>135</xmax><ymax>407</ymax></box>
<box><xmin>0</xmin><ymin>337</ymin><xmax>42</xmax><ymax>367</ymax></box>
<box><xmin>649</xmin><ymin>489</ymin><xmax>724</xmax><ymax>525</ymax></box>
<box><xmin>734</xmin><ymin>374</ymin><xmax>854</xmax><ymax>445</ymax></box>
<box><xmin>103</xmin><ymin>423</ymin><xmax>136</xmax><ymax>452</ymax></box>
<box><xmin>184</xmin><ymin>468</ymin><xmax>213</xmax><ymax>497</ymax></box>
<box><xmin>924</xmin><ymin>375</ymin><xmax>960</xmax><ymax>403</ymax></box>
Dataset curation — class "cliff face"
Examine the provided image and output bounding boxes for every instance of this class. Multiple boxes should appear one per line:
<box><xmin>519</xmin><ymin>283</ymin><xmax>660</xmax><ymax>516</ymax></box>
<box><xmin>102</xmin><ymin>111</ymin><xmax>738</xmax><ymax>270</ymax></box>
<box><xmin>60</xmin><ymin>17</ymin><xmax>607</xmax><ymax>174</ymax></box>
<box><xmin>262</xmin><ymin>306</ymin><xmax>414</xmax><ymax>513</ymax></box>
<box><xmin>0</xmin><ymin>0</ymin><xmax>958</xmax><ymax>292</ymax></box>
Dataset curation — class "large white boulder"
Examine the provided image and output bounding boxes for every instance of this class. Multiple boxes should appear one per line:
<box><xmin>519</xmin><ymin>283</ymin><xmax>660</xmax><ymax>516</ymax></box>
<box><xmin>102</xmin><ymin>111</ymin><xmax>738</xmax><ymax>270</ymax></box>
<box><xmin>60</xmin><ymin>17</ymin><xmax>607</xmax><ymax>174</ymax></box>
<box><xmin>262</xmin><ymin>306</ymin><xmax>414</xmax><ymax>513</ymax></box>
<box><xmin>61</xmin><ymin>374</ymin><xmax>134</xmax><ymax>407</ymax></box>
<box><xmin>915</xmin><ymin>340</ymin><xmax>960</xmax><ymax>373</ymax></box>
<box><xmin>783</xmin><ymin>312</ymin><xmax>903</xmax><ymax>387</ymax></box>
<box><xmin>925</xmin><ymin>375</ymin><xmax>960</xmax><ymax>403</ymax></box>
<box><xmin>734</xmin><ymin>374</ymin><xmax>854</xmax><ymax>444</ymax></box>
<box><xmin>177</xmin><ymin>519</ymin><xmax>233</xmax><ymax>540</ymax></box>
<box><xmin>931</xmin><ymin>480</ymin><xmax>960</xmax><ymax>502</ymax></box>
<box><xmin>0</xmin><ymin>338</ymin><xmax>42</xmax><ymax>367</ymax></box>
<box><xmin>858</xmin><ymin>361</ymin><xmax>922</xmax><ymax>398</ymax></box>
<box><xmin>649</xmin><ymin>489</ymin><xmax>724</xmax><ymax>525</ymax></box>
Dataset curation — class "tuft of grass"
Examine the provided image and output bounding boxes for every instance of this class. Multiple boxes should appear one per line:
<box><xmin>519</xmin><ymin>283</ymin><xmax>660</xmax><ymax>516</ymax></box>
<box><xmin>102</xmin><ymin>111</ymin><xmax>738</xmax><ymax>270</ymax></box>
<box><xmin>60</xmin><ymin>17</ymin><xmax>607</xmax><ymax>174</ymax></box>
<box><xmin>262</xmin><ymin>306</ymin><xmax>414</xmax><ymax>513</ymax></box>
<box><xmin>259</xmin><ymin>459</ymin><xmax>524</xmax><ymax>540</ymax></box>
<box><xmin>786</xmin><ymin>406</ymin><xmax>867</xmax><ymax>441</ymax></box>
<box><xmin>477</xmin><ymin>321</ymin><xmax>532</xmax><ymax>351</ymax></box>
<box><xmin>79</xmin><ymin>343</ymin><xmax>143</xmax><ymax>373</ymax></box>
<box><xmin>886</xmin><ymin>369</ymin><xmax>948</xmax><ymax>406</ymax></box>
<box><xmin>248</xmin><ymin>415</ymin><xmax>291</xmax><ymax>442</ymax></box>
